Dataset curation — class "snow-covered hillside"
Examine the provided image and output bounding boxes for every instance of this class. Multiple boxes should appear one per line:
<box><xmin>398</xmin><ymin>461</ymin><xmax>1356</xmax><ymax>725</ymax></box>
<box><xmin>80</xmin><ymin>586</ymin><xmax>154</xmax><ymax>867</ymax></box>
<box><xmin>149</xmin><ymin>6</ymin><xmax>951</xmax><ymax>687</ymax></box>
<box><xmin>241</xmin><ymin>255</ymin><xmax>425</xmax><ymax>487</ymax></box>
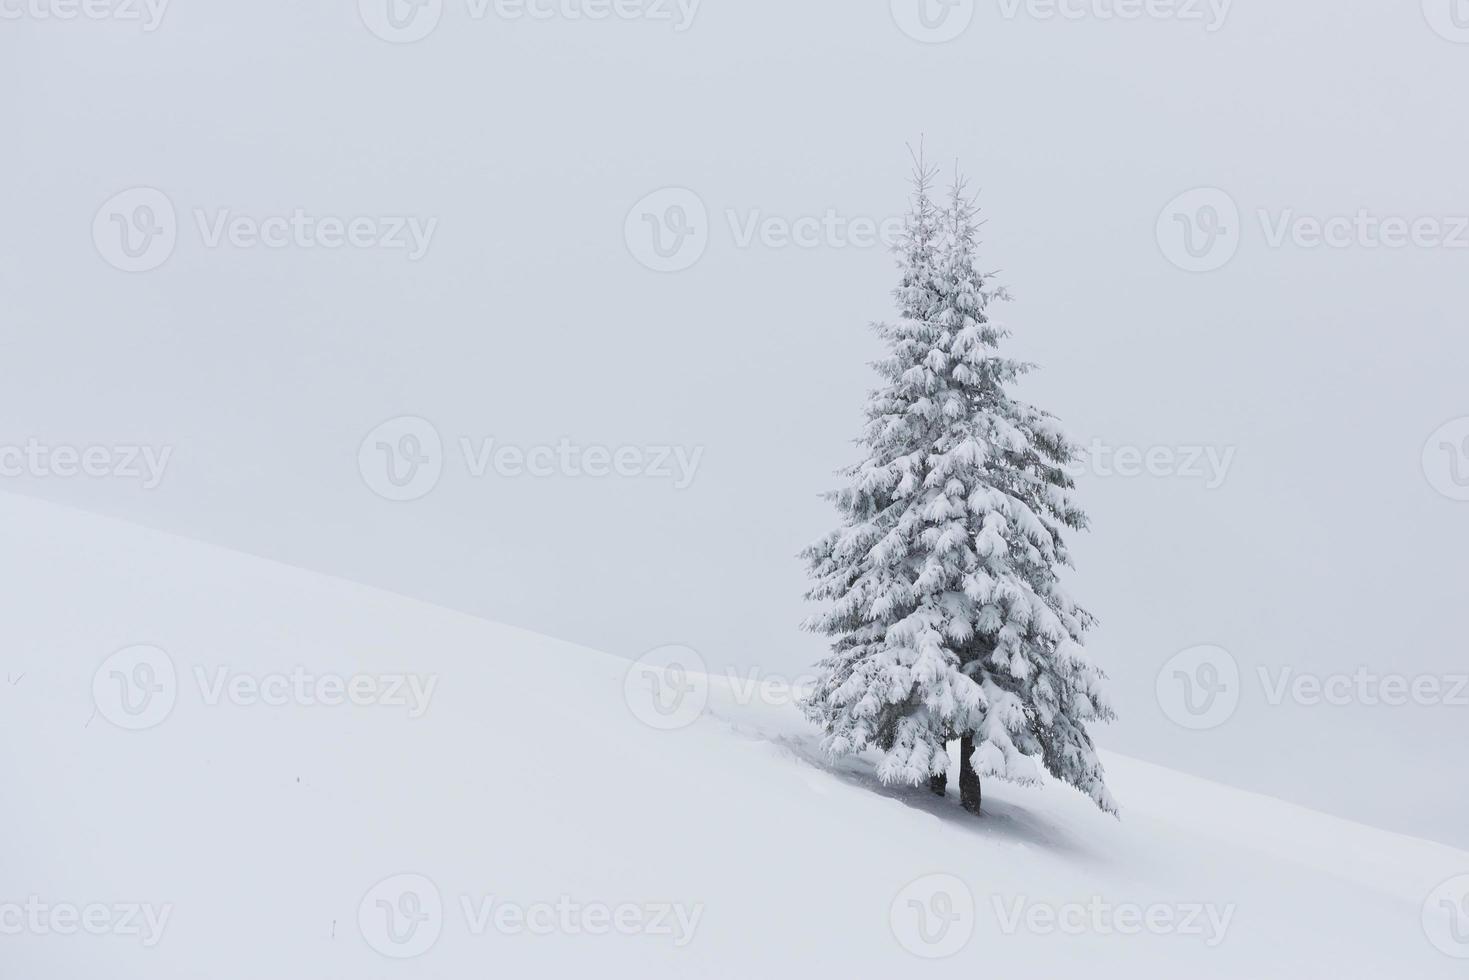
<box><xmin>1</xmin><ymin>492</ymin><xmax>1463</xmax><ymax>978</ymax></box>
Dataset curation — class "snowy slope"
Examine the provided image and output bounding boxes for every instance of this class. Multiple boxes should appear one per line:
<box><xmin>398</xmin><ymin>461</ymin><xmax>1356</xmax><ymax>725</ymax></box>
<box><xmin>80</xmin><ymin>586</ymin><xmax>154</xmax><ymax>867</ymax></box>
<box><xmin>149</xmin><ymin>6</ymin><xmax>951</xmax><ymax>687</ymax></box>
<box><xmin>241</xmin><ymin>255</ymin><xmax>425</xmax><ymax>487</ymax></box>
<box><xmin>1</xmin><ymin>493</ymin><xmax>1464</xmax><ymax>978</ymax></box>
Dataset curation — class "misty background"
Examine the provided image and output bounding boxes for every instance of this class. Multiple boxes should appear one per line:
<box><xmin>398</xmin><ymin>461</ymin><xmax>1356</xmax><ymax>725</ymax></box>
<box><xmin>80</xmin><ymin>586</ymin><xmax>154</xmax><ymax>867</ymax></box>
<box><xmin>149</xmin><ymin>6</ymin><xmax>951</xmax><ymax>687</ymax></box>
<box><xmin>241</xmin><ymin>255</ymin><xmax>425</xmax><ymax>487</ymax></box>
<box><xmin>3</xmin><ymin>0</ymin><xmax>1466</xmax><ymax>846</ymax></box>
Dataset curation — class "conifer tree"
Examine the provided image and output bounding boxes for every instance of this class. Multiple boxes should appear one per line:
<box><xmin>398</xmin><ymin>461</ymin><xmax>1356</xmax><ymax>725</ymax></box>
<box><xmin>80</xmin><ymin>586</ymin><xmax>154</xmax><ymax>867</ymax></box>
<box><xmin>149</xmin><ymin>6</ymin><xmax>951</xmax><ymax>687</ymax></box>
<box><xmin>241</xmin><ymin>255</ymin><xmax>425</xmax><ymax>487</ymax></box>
<box><xmin>800</xmin><ymin>157</ymin><xmax>1117</xmax><ymax>815</ymax></box>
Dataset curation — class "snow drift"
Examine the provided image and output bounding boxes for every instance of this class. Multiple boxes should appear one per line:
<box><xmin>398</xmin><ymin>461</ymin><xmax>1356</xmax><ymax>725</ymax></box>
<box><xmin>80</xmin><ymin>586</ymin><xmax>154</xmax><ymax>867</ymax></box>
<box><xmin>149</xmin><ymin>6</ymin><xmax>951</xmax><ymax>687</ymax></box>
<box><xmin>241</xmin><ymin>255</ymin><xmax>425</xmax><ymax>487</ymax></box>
<box><xmin>0</xmin><ymin>493</ymin><xmax>1464</xmax><ymax>978</ymax></box>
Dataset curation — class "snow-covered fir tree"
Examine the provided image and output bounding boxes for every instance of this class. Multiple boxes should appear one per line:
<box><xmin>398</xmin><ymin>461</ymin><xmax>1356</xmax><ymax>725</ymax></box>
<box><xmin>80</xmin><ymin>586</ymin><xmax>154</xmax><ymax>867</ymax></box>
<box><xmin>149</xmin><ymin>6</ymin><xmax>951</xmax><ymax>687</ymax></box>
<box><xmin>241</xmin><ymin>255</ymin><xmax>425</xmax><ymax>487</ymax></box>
<box><xmin>800</xmin><ymin>159</ymin><xmax>1117</xmax><ymax>815</ymax></box>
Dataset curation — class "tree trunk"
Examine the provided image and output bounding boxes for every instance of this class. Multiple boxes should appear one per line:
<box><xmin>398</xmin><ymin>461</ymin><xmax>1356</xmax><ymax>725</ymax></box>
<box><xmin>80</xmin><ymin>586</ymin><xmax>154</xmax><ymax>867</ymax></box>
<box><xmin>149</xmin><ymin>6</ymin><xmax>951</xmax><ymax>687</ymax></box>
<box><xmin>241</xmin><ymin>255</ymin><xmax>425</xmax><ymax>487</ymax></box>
<box><xmin>959</xmin><ymin>736</ymin><xmax>982</xmax><ymax>814</ymax></box>
<box><xmin>928</xmin><ymin>768</ymin><xmax>948</xmax><ymax>797</ymax></box>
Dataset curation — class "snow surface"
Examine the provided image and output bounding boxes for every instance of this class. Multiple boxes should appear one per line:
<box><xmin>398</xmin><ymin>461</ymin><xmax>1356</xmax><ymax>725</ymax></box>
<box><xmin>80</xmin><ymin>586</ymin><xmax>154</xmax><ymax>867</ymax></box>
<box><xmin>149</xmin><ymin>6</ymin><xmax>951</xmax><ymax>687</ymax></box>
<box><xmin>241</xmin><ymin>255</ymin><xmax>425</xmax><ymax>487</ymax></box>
<box><xmin>1</xmin><ymin>492</ymin><xmax>1464</xmax><ymax>978</ymax></box>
